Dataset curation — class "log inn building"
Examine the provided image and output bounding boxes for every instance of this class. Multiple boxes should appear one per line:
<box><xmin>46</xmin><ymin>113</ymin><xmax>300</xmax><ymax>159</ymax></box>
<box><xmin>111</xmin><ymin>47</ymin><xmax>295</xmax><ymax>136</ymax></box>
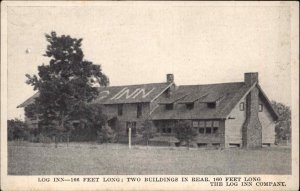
<box><xmin>18</xmin><ymin>72</ymin><xmax>279</xmax><ymax>148</ymax></box>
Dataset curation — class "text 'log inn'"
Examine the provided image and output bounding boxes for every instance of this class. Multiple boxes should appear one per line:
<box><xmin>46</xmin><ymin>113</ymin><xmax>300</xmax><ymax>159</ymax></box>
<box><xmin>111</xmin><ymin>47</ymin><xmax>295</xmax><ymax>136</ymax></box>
<box><xmin>18</xmin><ymin>73</ymin><xmax>278</xmax><ymax>148</ymax></box>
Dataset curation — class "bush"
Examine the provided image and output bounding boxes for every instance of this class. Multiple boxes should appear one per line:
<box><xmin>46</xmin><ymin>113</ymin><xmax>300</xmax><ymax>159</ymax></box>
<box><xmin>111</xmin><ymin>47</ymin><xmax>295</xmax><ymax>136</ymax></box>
<box><xmin>36</xmin><ymin>134</ymin><xmax>52</xmax><ymax>144</ymax></box>
<box><xmin>7</xmin><ymin>119</ymin><xmax>30</xmax><ymax>141</ymax></box>
<box><xmin>140</xmin><ymin>120</ymin><xmax>156</xmax><ymax>146</ymax></box>
<box><xmin>174</xmin><ymin>121</ymin><xmax>198</xmax><ymax>148</ymax></box>
<box><xmin>97</xmin><ymin>125</ymin><xmax>115</xmax><ymax>144</ymax></box>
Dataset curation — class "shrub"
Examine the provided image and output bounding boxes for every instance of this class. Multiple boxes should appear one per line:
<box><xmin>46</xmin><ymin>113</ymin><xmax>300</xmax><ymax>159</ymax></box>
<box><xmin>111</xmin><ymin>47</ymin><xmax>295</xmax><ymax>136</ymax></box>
<box><xmin>7</xmin><ymin>119</ymin><xmax>30</xmax><ymax>141</ymax></box>
<box><xmin>174</xmin><ymin>121</ymin><xmax>198</xmax><ymax>148</ymax></box>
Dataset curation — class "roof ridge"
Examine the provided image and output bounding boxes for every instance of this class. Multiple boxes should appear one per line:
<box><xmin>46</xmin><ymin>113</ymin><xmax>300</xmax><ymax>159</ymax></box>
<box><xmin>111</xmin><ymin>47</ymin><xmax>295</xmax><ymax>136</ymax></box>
<box><xmin>178</xmin><ymin>81</ymin><xmax>244</xmax><ymax>87</ymax></box>
<box><xmin>98</xmin><ymin>82</ymin><xmax>168</xmax><ymax>88</ymax></box>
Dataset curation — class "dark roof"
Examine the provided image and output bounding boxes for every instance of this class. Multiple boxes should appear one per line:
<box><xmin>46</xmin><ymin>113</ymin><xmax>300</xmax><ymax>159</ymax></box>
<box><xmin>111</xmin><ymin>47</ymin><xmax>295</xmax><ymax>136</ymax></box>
<box><xmin>17</xmin><ymin>79</ymin><xmax>279</xmax><ymax>122</ymax></box>
<box><xmin>178</xmin><ymin>93</ymin><xmax>209</xmax><ymax>104</ymax></box>
<box><xmin>158</xmin><ymin>92</ymin><xmax>189</xmax><ymax>104</ymax></box>
<box><xmin>17</xmin><ymin>92</ymin><xmax>39</xmax><ymax>108</ymax></box>
<box><xmin>18</xmin><ymin>83</ymin><xmax>172</xmax><ymax>108</ymax></box>
<box><xmin>151</xmin><ymin>82</ymin><xmax>253</xmax><ymax>120</ymax></box>
<box><xmin>93</xmin><ymin>83</ymin><xmax>172</xmax><ymax>104</ymax></box>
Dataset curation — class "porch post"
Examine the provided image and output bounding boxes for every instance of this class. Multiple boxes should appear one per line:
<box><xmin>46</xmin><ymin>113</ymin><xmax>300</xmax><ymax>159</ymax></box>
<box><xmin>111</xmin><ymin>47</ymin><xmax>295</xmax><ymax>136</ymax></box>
<box><xmin>128</xmin><ymin>127</ymin><xmax>132</xmax><ymax>149</ymax></box>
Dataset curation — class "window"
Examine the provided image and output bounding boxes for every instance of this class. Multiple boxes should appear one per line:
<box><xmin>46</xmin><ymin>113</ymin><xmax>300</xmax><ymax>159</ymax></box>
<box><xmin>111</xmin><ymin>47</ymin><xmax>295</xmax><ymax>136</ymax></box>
<box><xmin>229</xmin><ymin>143</ymin><xmax>240</xmax><ymax>148</ymax></box>
<box><xmin>213</xmin><ymin>120</ymin><xmax>220</xmax><ymax>127</ymax></box>
<box><xmin>239</xmin><ymin>102</ymin><xmax>245</xmax><ymax>111</ymax></box>
<box><xmin>206</xmin><ymin>127</ymin><xmax>212</xmax><ymax>134</ymax></box>
<box><xmin>197</xmin><ymin>143</ymin><xmax>207</xmax><ymax>148</ymax></box>
<box><xmin>199</xmin><ymin>121</ymin><xmax>205</xmax><ymax>127</ymax></box>
<box><xmin>212</xmin><ymin>143</ymin><xmax>220</xmax><ymax>148</ymax></box>
<box><xmin>186</xmin><ymin>103</ymin><xmax>194</xmax><ymax>110</ymax></box>
<box><xmin>259</xmin><ymin>104</ymin><xmax>263</xmax><ymax>112</ymax></box>
<box><xmin>167</xmin><ymin>128</ymin><xmax>172</xmax><ymax>133</ymax></box>
<box><xmin>213</xmin><ymin>127</ymin><xmax>218</xmax><ymax>134</ymax></box>
<box><xmin>192</xmin><ymin>121</ymin><xmax>198</xmax><ymax>127</ymax></box>
<box><xmin>212</xmin><ymin>120</ymin><xmax>219</xmax><ymax>134</ymax></box>
<box><xmin>162</xmin><ymin>127</ymin><xmax>172</xmax><ymax>134</ymax></box>
<box><xmin>199</xmin><ymin>128</ymin><xmax>205</xmax><ymax>134</ymax></box>
<box><xmin>206</xmin><ymin>121</ymin><xmax>212</xmax><ymax>127</ymax></box>
<box><xmin>137</xmin><ymin>103</ymin><xmax>142</xmax><ymax>118</ymax></box>
<box><xmin>118</xmin><ymin>104</ymin><xmax>123</xmax><ymax>116</ymax></box>
<box><xmin>262</xmin><ymin>143</ymin><xmax>271</xmax><ymax>147</ymax></box>
<box><xmin>166</xmin><ymin>104</ymin><xmax>174</xmax><ymax>110</ymax></box>
<box><xmin>207</xmin><ymin>102</ymin><xmax>216</xmax><ymax>108</ymax></box>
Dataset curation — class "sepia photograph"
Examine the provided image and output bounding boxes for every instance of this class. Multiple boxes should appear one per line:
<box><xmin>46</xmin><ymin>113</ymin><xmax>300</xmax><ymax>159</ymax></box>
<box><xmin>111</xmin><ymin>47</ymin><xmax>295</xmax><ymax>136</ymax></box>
<box><xmin>1</xmin><ymin>1</ymin><xmax>298</xmax><ymax>190</ymax></box>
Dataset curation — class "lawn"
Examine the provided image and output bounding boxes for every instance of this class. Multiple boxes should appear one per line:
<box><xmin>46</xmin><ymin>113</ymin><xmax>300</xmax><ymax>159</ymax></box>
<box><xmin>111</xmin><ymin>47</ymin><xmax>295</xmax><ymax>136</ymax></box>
<box><xmin>8</xmin><ymin>142</ymin><xmax>291</xmax><ymax>175</ymax></box>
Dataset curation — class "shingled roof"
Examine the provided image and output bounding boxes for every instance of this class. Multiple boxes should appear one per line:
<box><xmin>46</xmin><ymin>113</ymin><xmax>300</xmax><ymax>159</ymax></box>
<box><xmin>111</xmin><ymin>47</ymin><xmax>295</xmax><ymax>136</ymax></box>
<box><xmin>18</xmin><ymin>83</ymin><xmax>172</xmax><ymax>108</ymax></box>
<box><xmin>151</xmin><ymin>82</ymin><xmax>278</xmax><ymax>120</ymax></box>
<box><xmin>93</xmin><ymin>83</ymin><xmax>172</xmax><ymax>104</ymax></box>
<box><xmin>17</xmin><ymin>92</ymin><xmax>39</xmax><ymax>108</ymax></box>
<box><xmin>17</xmin><ymin>74</ymin><xmax>278</xmax><ymax>122</ymax></box>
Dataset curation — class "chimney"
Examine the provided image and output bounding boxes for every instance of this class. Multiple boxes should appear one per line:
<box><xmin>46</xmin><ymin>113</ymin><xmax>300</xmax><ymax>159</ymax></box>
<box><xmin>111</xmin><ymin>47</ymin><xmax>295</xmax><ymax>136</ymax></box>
<box><xmin>166</xmin><ymin>74</ymin><xmax>174</xmax><ymax>83</ymax></box>
<box><xmin>244</xmin><ymin>72</ymin><xmax>258</xmax><ymax>86</ymax></box>
<box><xmin>242</xmin><ymin>72</ymin><xmax>262</xmax><ymax>148</ymax></box>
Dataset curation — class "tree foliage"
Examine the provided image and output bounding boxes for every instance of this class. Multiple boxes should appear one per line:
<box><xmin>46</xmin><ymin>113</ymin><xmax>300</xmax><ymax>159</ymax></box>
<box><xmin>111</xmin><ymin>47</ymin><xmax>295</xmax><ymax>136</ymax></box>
<box><xmin>271</xmin><ymin>101</ymin><xmax>291</xmax><ymax>141</ymax></box>
<box><xmin>140</xmin><ymin>120</ymin><xmax>156</xmax><ymax>146</ymax></box>
<box><xmin>174</xmin><ymin>121</ymin><xmax>198</xmax><ymax>147</ymax></box>
<box><xmin>7</xmin><ymin>119</ymin><xmax>29</xmax><ymax>141</ymax></box>
<box><xmin>25</xmin><ymin>32</ymin><xmax>109</xmax><ymax>133</ymax></box>
<box><xmin>69</xmin><ymin>103</ymin><xmax>108</xmax><ymax>141</ymax></box>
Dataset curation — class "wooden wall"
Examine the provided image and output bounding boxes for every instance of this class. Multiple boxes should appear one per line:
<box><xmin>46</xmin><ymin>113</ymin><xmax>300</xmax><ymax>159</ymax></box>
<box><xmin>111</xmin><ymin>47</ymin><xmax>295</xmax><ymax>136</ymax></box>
<box><xmin>258</xmin><ymin>97</ymin><xmax>276</xmax><ymax>144</ymax></box>
<box><xmin>225</xmin><ymin>96</ymin><xmax>246</xmax><ymax>147</ymax></box>
<box><xmin>224</xmin><ymin>91</ymin><xmax>276</xmax><ymax>147</ymax></box>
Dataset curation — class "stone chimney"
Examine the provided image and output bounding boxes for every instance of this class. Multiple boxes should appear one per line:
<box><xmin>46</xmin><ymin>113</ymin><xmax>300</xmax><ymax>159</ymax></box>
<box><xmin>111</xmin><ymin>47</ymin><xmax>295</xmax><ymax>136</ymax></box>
<box><xmin>244</xmin><ymin>72</ymin><xmax>258</xmax><ymax>86</ymax></box>
<box><xmin>166</xmin><ymin>74</ymin><xmax>174</xmax><ymax>84</ymax></box>
<box><xmin>242</xmin><ymin>73</ymin><xmax>262</xmax><ymax>148</ymax></box>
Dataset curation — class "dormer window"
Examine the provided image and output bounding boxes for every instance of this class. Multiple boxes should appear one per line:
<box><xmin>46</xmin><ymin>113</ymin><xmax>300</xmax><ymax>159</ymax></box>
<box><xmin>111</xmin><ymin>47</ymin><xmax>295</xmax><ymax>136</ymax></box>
<box><xmin>207</xmin><ymin>102</ymin><xmax>216</xmax><ymax>108</ymax></box>
<box><xmin>166</xmin><ymin>104</ymin><xmax>174</xmax><ymax>110</ymax></box>
<box><xmin>186</xmin><ymin>103</ymin><xmax>194</xmax><ymax>110</ymax></box>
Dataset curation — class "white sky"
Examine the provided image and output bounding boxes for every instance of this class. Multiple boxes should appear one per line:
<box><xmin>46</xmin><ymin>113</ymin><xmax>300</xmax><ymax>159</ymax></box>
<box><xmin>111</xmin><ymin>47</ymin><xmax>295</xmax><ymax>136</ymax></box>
<box><xmin>6</xmin><ymin>3</ymin><xmax>292</xmax><ymax>120</ymax></box>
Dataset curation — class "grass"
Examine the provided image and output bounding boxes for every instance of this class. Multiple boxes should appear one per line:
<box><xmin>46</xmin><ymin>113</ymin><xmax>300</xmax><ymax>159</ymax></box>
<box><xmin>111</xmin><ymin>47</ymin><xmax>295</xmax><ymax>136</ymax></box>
<box><xmin>8</xmin><ymin>142</ymin><xmax>291</xmax><ymax>175</ymax></box>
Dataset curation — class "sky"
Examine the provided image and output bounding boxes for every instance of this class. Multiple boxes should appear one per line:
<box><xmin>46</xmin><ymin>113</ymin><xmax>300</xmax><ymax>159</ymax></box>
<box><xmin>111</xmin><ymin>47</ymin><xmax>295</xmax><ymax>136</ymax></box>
<box><xmin>6</xmin><ymin>2</ymin><xmax>292</xmax><ymax>120</ymax></box>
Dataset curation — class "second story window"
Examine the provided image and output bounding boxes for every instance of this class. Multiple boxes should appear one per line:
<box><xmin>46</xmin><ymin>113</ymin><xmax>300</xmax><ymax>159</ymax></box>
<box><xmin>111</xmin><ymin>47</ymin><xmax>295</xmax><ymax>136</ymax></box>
<box><xmin>207</xmin><ymin>102</ymin><xmax>216</xmax><ymax>108</ymax></box>
<box><xmin>239</xmin><ymin>102</ymin><xmax>245</xmax><ymax>111</ymax></box>
<box><xmin>118</xmin><ymin>104</ymin><xmax>123</xmax><ymax>116</ymax></box>
<box><xmin>259</xmin><ymin>104</ymin><xmax>263</xmax><ymax>112</ymax></box>
<box><xmin>186</xmin><ymin>103</ymin><xmax>194</xmax><ymax>110</ymax></box>
<box><xmin>161</xmin><ymin>127</ymin><xmax>172</xmax><ymax>134</ymax></box>
<box><xmin>137</xmin><ymin>103</ymin><xmax>142</xmax><ymax>118</ymax></box>
<box><xmin>166</xmin><ymin>103</ymin><xmax>174</xmax><ymax>110</ymax></box>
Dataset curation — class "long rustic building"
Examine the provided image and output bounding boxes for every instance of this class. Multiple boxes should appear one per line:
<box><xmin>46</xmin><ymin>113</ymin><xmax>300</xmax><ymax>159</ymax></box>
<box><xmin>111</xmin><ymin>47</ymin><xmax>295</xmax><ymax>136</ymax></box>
<box><xmin>18</xmin><ymin>72</ymin><xmax>278</xmax><ymax>148</ymax></box>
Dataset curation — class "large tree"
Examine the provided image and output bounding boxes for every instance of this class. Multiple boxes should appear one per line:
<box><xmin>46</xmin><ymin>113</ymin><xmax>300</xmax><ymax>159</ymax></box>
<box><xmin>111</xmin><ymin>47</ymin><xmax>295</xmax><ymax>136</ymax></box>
<box><xmin>26</xmin><ymin>32</ymin><xmax>109</xmax><ymax>133</ymax></box>
<box><xmin>271</xmin><ymin>101</ymin><xmax>291</xmax><ymax>142</ymax></box>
